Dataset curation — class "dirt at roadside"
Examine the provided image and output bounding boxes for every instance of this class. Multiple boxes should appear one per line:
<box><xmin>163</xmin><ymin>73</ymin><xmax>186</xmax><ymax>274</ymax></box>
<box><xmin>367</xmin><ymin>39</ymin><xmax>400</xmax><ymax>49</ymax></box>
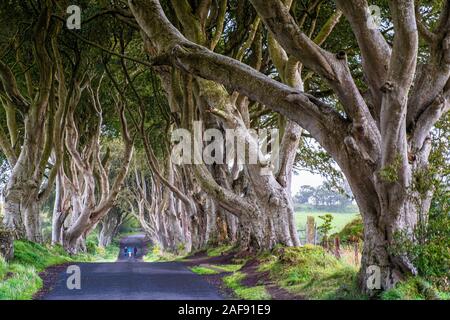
<box><xmin>182</xmin><ymin>251</ymin><xmax>305</xmax><ymax>300</ymax></box>
<box><xmin>33</xmin><ymin>263</ymin><xmax>72</xmax><ymax>300</ymax></box>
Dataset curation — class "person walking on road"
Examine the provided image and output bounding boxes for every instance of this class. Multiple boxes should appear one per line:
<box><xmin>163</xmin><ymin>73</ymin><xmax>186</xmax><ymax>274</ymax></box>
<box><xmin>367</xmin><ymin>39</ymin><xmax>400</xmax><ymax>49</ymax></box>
<box><xmin>133</xmin><ymin>247</ymin><xmax>138</xmax><ymax>258</ymax></box>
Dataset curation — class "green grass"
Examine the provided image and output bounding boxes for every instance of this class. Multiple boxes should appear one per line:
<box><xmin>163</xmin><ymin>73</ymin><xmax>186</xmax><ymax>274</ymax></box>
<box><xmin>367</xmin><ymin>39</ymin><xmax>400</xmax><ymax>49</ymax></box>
<box><xmin>190</xmin><ymin>266</ymin><xmax>220</xmax><ymax>275</ymax></box>
<box><xmin>295</xmin><ymin>212</ymin><xmax>360</xmax><ymax>234</ymax></box>
<box><xmin>0</xmin><ymin>256</ymin><xmax>42</xmax><ymax>300</ymax></box>
<box><xmin>381</xmin><ymin>277</ymin><xmax>446</xmax><ymax>300</ymax></box>
<box><xmin>214</xmin><ymin>264</ymin><xmax>243</xmax><ymax>272</ymax></box>
<box><xmin>0</xmin><ymin>240</ymin><xmax>119</xmax><ymax>300</ymax></box>
<box><xmin>143</xmin><ymin>245</ymin><xmax>187</xmax><ymax>262</ymax></box>
<box><xmin>259</xmin><ymin>245</ymin><xmax>364</xmax><ymax>300</ymax></box>
<box><xmin>190</xmin><ymin>264</ymin><xmax>244</xmax><ymax>275</ymax></box>
<box><xmin>206</xmin><ymin>244</ymin><xmax>235</xmax><ymax>257</ymax></box>
<box><xmin>223</xmin><ymin>272</ymin><xmax>271</xmax><ymax>300</ymax></box>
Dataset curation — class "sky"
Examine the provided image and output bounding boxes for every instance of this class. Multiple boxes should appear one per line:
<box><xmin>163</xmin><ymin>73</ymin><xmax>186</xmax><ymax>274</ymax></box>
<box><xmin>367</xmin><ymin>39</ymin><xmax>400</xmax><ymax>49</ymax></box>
<box><xmin>290</xmin><ymin>170</ymin><xmax>324</xmax><ymax>196</ymax></box>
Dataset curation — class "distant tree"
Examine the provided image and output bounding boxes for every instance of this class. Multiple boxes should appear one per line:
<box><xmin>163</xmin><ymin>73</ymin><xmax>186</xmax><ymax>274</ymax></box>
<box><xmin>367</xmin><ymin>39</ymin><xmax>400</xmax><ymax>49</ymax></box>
<box><xmin>294</xmin><ymin>183</ymin><xmax>352</xmax><ymax>211</ymax></box>
<box><xmin>294</xmin><ymin>185</ymin><xmax>316</xmax><ymax>204</ymax></box>
<box><xmin>318</xmin><ymin>214</ymin><xmax>334</xmax><ymax>248</ymax></box>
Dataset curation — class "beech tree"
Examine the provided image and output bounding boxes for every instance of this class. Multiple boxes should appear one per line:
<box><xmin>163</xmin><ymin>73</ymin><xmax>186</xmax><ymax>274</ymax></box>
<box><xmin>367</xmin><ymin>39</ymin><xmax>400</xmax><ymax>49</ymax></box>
<box><xmin>54</xmin><ymin>77</ymin><xmax>133</xmax><ymax>252</ymax></box>
<box><xmin>0</xmin><ymin>3</ymin><xmax>65</xmax><ymax>242</ymax></box>
<box><xmin>129</xmin><ymin>0</ymin><xmax>331</xmax><ymax>251</ymax></box>
<box><xmin>98</xmin><ymin>206</ymin><xmax>130</xmax><ymax>248</ymax></box>
<box><xmin>0</xmin><ymin>0</ymin><xmax>448</xmax><ymax>297</ymax></box>
<box><xmin>127</xmin><ymin>0</ymin><xmax>450</xmax><ymax>293</ymax></box>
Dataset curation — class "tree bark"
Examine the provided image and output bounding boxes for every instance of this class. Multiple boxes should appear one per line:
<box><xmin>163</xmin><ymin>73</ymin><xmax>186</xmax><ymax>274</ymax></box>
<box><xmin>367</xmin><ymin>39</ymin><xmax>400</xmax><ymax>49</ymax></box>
<box><xmin>98</xmin><ymin>208</ymin><xmax>124</xmax><ymax>248</ymax></box>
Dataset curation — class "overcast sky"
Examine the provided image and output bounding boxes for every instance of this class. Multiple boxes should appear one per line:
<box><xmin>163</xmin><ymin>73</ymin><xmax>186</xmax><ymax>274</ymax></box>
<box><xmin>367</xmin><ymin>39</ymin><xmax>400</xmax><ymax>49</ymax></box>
<box><xmin>290</xmin><ymin>171</ymin><xmax>324</xmax><ymax>196</ymax></box>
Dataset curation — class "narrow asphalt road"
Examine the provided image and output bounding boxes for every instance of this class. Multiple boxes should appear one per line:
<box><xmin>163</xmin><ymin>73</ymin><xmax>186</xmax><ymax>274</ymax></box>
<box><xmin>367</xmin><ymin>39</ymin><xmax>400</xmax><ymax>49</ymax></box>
<box><xmin>40</xmin><ymin>235</ymin><xmax>223</xmax><ymax>300</ymax></box>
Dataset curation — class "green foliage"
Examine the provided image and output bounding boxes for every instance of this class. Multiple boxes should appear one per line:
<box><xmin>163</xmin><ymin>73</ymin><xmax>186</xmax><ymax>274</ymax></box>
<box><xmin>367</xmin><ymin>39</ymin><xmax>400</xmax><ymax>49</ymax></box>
<box><xmin>86</xmin><ymin>238</ymin><xmax>98</xmax><ymax>255</ymax></box>
<box><xmin>391</xmin><ymin>190</ymin><xmax>449</xmax><ymax>291</ymax></box>
<box><xmin>381</xmin><ymin>277</ymin><xmax>442</xmax><ymax>300</ymax></box>
<box><xmin>335</xmin><ymin>217</ymin><xmax>364</xmax><ymax>243</ymax></box>
<box><xmin>293</xmin><ymin>183</ymin><xmax>353</xmax><ymax>212</ymax></box>
<box><xmin>119</xmin><ymin>215</ymin><xmax>142</xmax><ymax>235</ymax></box>
<box><xmin>223</xmin><ymin>272</ymin><xmax>271</xmax><ymax>300</ymax></box>
<box><xmin>215</xmin><ymin>264</ymin><xmax>243</xmax><ymax>273</ymax></box>
<box><xmin>318</xmin><ymin>214</ymin><xmax>334</xmax><ymax>240</ymax></box>
<box><xmin>379</xmin><ymin>154</ymin><xmax>403</xmax><ymax>183</ymax></box>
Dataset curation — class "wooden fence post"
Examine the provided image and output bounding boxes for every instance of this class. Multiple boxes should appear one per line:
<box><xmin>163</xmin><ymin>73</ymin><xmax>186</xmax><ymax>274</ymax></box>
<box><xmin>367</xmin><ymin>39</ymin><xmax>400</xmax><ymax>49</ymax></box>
<box><xmin>306</xmin><ymin>216</ymin><xmax>315</xmax><ymax>244</ymax></box>
<box><xmin>354</xmin><ymin>241</ymin><xmax>359</xmax><ymax>266</ymax></box>
<box><xmin>0</xmin><ymin>228</ymin><xmax>14</xmax><ymax>261</ymax></box>
<box><xmin>334</xmin><ymin>236</ymin><xmax>341</xmax><ymax>259</ymax></box>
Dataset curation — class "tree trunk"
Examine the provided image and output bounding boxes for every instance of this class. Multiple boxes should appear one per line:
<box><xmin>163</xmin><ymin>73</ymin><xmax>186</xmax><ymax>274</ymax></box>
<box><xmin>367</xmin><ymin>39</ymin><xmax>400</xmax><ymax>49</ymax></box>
<box><xmin>23</xmin><ymin>198</ymin><xmax>42</xmax><ymax>243</ymax></box>
<box><xmin>359</xmin><ymin>202</ymin><xmax>419</xmax><ymax>295</ymax></box>
<box><xmin>2</xmin><ymin>188</ymin><xmax>25</xmax><ymax>239</ymax></box>
<box><xmin>3</xmin><ymin>181</ymin><xmax>42</xmax><ymax>242</ymax></box>
<box><xmin>0</xmin><ymin>228</ymin><xmax>14</xmax><ymax>261</ymax></box>
<box><xmin>347</xmin><ymin>160</ymin><xmax>428</xmax><ymax>295</ymax></box>
<box><xmin>162</xmin><ymin>160</ymin><xmax>186</xmax><ymax>252</ymax></box>
<box><xmin>51</xmin><ymin>172</ymin><xmax>67</xmax><ymax>245</ymax></box>
<box><xmin>98</xmin><ymin>209</ymin><xmax>123</xmax><ymax>248</ymax></box>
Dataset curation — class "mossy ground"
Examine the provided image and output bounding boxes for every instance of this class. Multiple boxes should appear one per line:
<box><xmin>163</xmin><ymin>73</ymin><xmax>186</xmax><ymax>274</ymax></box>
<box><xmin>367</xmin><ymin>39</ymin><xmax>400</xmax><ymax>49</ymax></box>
<box><xmin>188</xmin><ymin>244</ymin><xmax>363</xmax><ymax>300</ymax></box>
<box><xmin>256</xmin><ymin>245</ymin><xmax>363</xmax><ymax>300</ymax></box>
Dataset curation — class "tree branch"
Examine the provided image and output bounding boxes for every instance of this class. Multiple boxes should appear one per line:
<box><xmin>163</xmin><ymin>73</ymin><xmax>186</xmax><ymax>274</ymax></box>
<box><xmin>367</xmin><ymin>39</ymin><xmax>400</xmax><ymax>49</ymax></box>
<box><xmin>380</xmin><ymin>0</ymin><xmax>418</xmax><ymax>175</ymax></box>
<box><xmin>128</xmin><ymin>0</ymin><xmax>348</xmax><ymax>156</ymax></box>
<box><xmin>0</xmin><ymin>60</ymin><xmax>30</xmax><ymax>113</ymax></box>
<box><xmin>335</xmin><ymin>0</ymin><xmax>391</xmax><ymax>115</ymax></box>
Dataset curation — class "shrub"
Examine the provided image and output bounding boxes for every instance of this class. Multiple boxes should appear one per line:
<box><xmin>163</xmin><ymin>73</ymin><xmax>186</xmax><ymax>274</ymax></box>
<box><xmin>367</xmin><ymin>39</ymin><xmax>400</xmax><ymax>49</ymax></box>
<box><xmin>335</xmin><ymin>217</ymin><xmax>363</xmax><ymax>243</ymax></box>
<box><xmin>381</xmin><ymin>277</ymin><xmax>441</xmax><ymax>300</ymax></box>
<box><xmin>391</xmin><ymin>193</ymin><xmax>449</xmax><ymax>291</ymax></box>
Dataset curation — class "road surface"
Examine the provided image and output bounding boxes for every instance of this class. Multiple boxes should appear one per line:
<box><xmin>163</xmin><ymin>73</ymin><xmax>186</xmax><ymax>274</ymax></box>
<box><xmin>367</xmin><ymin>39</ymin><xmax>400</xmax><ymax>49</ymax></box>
<box><xmin>40</xmin><ymin>235</ymin><xmax>223</xmax><ymax>300</ymax></box>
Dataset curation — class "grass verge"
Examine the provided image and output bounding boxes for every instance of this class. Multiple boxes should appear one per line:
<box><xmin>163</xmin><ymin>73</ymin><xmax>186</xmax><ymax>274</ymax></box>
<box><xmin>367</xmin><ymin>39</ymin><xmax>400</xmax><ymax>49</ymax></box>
<box><xmin>190</xmin><ymin>264</ymin><xmax>243</xmax><ymax>275</ymax></box>
<box><xmin>257</xmin><ymin>245</ymin><xmax>363</xmax><ymax>300</ymax></box>
<box><xmin>223</xmin><ymin>272</ymin><xmax>271</xmax><ymax>300</ymax></box>
<box><xmin>143</xmin><ymin>245</ymin><xmax>187</xmax><ymax>262</ymax></box>
<box><xmin>0</xmin><ymin>240</ymin><xmax>119</xmax><ymax>300</ymax></box>
<box><xmin>381</xmin><ymin>277</ymin><xmax>448</xmax><ymax>300</ymax></box>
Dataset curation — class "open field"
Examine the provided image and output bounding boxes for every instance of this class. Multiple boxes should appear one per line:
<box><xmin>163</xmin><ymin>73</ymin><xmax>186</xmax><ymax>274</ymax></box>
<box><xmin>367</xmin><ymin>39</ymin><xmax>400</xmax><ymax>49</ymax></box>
<box><xmin>294</xmin><ymin>208</ymin><xmax>360</xmax><ymax>234</ymax></box>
